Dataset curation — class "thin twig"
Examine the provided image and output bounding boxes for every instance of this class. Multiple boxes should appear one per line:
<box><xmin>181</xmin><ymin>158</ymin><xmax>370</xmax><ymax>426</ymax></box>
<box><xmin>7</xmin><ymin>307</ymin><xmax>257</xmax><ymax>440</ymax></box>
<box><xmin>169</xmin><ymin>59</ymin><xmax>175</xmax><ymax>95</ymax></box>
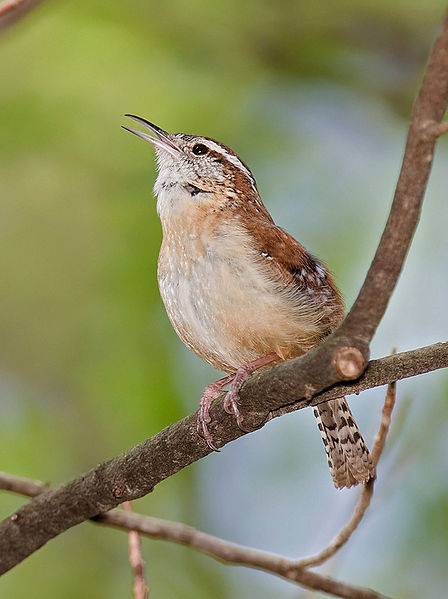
<box><xmin>296</xmin><ymin>380</ymin><xmax>397</xmax><ymax>568</ymax></box>
<box><xmin>371</xmin><ymin>382</ymin><xmax>397</xmax><ymax>466</ymax></box>
<box><xmin>0</xmin><ymin>472</ymin><xmax>49</xmax><ymax>497</ymax></box>
<box><xmin>0</xmin><ymin>471</ymin><xmax>390</xmax><ymax>599</ymax></box>
<box><xmin>0</xmin><ymin>0</ymin><xmax>45</xmax><ymax>31</ymax></box>
<box><xmin>123</xmin><ymin>502</ymin><xmax>149</xmax><ymax>599</ymax></box>
<box><xmin>0</xmin><ymin>0</ymin><xmax>23</xmax><ymax>16</ymax></box>
<box><xmin>433</xmin><ymin>120</ymin><xmax>448</xmax><ymax>137</ymax></box>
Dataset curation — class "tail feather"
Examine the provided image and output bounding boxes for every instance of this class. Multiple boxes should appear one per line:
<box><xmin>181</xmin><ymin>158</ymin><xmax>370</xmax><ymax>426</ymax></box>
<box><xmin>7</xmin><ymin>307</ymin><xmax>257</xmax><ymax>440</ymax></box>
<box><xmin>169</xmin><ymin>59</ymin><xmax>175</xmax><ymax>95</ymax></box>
<box><xmin>313</xmin><ymin>398</ymin><xmax>375</xmax><ymax>489</ymax></box>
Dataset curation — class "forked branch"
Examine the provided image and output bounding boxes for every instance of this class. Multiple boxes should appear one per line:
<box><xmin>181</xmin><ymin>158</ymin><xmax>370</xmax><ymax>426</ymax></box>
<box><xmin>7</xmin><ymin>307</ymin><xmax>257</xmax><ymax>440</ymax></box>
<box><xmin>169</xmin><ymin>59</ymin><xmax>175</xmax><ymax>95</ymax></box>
<box><xmin>0</xmin><ymin>342</ymin><xmax>446</xmax><ymax>579</ymax></box>
<box><xmin>0</xmin><ymin>381</ymin><xmax>397</xmax><ymax>599</ymax></box>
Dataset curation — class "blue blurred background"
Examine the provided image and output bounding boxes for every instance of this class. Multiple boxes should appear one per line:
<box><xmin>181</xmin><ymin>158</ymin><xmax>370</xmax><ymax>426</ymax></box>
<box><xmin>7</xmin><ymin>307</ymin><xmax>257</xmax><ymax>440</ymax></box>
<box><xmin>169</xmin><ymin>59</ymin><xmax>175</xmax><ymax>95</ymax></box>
<box><xmin>1</xmin><ymin>1</ymin><xmax>447</xmax><ymax>597</ymax></box>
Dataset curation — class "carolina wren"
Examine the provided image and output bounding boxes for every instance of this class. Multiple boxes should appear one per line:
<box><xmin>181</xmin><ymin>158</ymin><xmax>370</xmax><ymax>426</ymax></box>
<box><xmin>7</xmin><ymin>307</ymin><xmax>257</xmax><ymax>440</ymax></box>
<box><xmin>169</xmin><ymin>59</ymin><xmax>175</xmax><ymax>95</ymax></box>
<box><xmin>123</xmin><ymin>115</ymin><xmax>374</xmax><ymax>489</ymax></box>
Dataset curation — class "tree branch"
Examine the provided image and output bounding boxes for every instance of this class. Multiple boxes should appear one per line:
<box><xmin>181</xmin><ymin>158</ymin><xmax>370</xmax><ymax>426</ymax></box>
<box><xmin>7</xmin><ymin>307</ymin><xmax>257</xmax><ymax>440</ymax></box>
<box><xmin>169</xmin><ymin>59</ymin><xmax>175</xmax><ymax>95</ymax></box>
<box><xmin>96</xmin><ymin>513</ymin><xmax>392</xmax><ymax>599</ymax></box>
<box><xmin>297</xmin><ymin>379</ymin><xmax>396</xmax><ymax>568</ymax></box>
<box><xmin>433</xmin><ymin>120</ymin><xmax>448</xmax><ymax>136</ymax></box>
<box><xmin>0</xmin><ymin>472</ymin><xmax>49</xmax><ymax>497</ymax></box>
<box><xmin>1</xmin><ymin>379</ymin><xmax>398</xmax><ymax>599</ymax></box>
<box><xmin>0</xmin><ymin>475</ymin><xmax>390</xmax><ymax>599</ymax></box>
<box><xmin>0</xmin><ymin>343</ymin><xmax>446</xmax><ymax>577</ymax></box>
<box><xmin>0</xmin><ymin>6</ymin><xmax>447</xmax><ymax>586</ymax></box>
<box><xmin>268</xmin><ymin>341</ymin><xmax>446</xmax><ymax>420</ymax></box>
<box><xmin>122</xmin><ymin>502</ymin><xmax>149</xmax><ymax>599</ymax></box>
<box><xmin>339</xmin><ymin>11</ymin><xmax>448</xmax><ymax>348</ymax></box>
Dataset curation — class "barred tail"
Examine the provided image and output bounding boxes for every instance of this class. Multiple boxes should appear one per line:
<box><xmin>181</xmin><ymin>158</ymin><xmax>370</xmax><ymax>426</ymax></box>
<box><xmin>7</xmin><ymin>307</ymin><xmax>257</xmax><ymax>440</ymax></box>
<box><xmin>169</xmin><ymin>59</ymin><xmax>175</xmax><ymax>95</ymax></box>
<box><xmin>313</xmin><ymin>398</ymin><xmax>375</xmax><ymax>489</ymax></box>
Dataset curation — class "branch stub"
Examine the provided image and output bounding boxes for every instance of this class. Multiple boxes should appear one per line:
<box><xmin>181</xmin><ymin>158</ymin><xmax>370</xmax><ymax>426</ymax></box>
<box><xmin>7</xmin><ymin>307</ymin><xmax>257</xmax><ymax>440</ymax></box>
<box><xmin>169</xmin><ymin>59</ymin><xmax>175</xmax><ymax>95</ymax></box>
<box><xmin>332</xmin><ymin>346</ymin><xmax>366</xmax><ymax>380</ymax></box>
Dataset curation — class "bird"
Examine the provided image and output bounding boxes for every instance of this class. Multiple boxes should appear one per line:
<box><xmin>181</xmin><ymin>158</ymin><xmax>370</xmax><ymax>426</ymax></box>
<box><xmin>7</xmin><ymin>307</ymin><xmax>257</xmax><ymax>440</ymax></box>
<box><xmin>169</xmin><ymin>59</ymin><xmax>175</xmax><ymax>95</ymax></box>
<box><xmin>123</xmin><ymin>114</ymin><xmax>375</xmax><ymax>489</ymax></box>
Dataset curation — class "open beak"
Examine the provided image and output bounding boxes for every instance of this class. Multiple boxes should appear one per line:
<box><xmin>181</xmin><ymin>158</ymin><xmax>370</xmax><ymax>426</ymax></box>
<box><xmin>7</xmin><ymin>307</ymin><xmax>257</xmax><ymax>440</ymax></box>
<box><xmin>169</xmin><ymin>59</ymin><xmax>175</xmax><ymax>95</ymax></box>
<box><xmin>122</xmin><ymin>115</ymin><xmax>181</xmax><ymax>157</ymax></box>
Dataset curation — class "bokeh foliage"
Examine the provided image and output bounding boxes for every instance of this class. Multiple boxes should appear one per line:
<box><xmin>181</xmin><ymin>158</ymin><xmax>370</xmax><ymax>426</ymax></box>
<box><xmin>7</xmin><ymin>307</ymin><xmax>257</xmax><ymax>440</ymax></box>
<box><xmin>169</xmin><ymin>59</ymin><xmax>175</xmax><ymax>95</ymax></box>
<box><xmin>1</xmin><ymin>1</ymin><xmax>447</xmax><ymax>597</ymax></box>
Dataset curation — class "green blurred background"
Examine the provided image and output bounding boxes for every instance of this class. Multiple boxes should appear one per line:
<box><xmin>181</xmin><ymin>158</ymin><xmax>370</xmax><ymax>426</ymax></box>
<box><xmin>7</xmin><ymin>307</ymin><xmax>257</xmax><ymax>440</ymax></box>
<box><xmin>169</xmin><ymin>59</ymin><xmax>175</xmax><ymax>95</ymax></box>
<box><xmin>1</xmin><ymin>1</ymin><xmax>447</xmax><ymax>597</ymax></box>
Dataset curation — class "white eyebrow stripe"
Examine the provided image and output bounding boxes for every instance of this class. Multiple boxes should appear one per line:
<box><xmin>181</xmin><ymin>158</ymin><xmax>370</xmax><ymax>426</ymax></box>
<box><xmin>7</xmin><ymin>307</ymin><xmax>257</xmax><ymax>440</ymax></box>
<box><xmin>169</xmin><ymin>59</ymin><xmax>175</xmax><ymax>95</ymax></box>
<box><xmin>202</xmin><ymin>139</ymin><xmax>257</xmax><ymax>191</ymax></box>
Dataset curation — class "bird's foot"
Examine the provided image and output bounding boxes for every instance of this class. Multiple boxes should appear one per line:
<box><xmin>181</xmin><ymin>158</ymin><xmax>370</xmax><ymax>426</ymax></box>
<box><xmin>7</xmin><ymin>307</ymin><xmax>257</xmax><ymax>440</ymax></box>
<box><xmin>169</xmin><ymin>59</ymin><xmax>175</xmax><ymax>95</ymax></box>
<box><xmin>222</xmin><ymin>369</ymin><xmax>253</xmax><ymax>430</ymax></box>
<box><xmin>197</xmin><ymin>375</ymin><xmax>234</xmax><ymax>451</ymax></box>
<box><xmin>223</xmin><ymin>353</ymin><xmax>279</xmax><ymax>431</ymax></box>
<box><xmin>197</xmin><ymin>354</ymin><xmax>280</xmax><ymax>450</ymax></box>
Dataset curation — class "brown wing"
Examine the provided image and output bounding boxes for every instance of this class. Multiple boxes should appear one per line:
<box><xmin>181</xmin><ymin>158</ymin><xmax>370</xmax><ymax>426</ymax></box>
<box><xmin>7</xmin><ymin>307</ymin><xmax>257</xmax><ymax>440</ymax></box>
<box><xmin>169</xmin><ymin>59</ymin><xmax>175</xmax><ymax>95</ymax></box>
<box><xmin>241</xmin><ymin>213</ymin><xmax>345</xmax><ymax>336</ymax></box>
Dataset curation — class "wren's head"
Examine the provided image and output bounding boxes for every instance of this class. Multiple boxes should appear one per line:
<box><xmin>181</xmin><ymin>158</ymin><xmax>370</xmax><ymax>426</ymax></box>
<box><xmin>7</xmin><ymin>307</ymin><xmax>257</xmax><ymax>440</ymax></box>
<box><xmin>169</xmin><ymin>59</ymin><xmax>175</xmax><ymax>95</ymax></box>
<box><xmin>123</xmin><ymin>115</ymin><xmax>261</xmax><ymax>221</ymax></box>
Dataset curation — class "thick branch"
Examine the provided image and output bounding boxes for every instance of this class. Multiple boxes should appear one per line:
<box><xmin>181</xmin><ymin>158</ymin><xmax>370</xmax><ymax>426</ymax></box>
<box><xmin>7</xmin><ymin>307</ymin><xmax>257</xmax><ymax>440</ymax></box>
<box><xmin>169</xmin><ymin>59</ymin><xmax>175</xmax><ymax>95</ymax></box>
<box><xmin>340</xmin><ymin>12</ymin><xmax>448</xmax><ymax>347</ymax></box>
<box><xmin>0</xmin><ymin>343</ymin><xmax>446</xmax><ymax>576</ymax></box>
<box><xmin>0</xmin><ymin>380</ymin><xmax>397</xmax><ymax>599</ymax></box>
<box><xmin>267</xmin><ymin>342</ymin><xmax>447</xmax><ymax>420</ymax></box>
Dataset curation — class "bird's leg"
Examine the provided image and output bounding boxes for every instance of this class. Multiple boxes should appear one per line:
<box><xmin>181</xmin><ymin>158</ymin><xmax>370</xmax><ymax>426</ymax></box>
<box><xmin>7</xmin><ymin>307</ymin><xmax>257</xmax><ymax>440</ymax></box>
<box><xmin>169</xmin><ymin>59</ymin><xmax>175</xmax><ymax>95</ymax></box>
<box><xmin>197</xmin><ymin>374</ymin><xmax>235</xmax><ymax>451</ymax></box>
<box><xmin>197</xmin><ymin>354</ymin><xmax>279</xmax><ymax>450</ymax></box>
<box><xmin>223</xmin><ymin>353</ymin><xmax>279</xmax><ymax>429</ymax></box>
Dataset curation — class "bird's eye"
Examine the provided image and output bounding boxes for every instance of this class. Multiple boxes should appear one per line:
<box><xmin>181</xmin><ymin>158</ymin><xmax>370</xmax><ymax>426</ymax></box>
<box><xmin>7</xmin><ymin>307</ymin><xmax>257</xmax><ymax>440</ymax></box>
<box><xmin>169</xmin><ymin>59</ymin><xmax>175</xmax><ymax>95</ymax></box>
<box><xmin>192</xmin><ymin>143</ymin><xmax>208</xmax><ymax>155</ymax></box>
